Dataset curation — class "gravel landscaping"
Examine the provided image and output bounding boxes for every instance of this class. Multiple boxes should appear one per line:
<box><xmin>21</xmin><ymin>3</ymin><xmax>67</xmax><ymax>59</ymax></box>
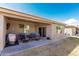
<box><xmin>53</xmin><ymin>37</ymin><xmax>79</xmax><ymax>56</ymax></box>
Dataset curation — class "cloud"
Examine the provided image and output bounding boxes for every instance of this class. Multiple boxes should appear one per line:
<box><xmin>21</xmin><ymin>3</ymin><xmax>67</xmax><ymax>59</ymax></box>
<box><xmin>64</xmin><ymin>18</ymin><xmax>79</xmax><ymax>26</ymax></box>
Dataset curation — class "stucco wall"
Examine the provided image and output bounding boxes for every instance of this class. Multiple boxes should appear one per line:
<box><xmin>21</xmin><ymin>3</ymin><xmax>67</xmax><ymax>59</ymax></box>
<box><xmin>47</xmin><ymin>23</ymin><xmax>65</xmax><ymax>42</ymax></box>
<box><xmin>65</xmin><ymin>28</ymin><xmax>76</xmax><ymax>36</ymax></box>
<box><xmin>0</xmin><ymin>15</ymin><xmax>6</xmax><ymax>51</ymax></box>
<box><xmin>7</xmin><ymin>19</ymin><xmax>35</xmax><ymax>33</ymax></box>
<box><xmin>46</xmin><ymin>24</ymin><xmax>56</xmax><ymax>40</ymax></box>
<box><xmin>6</xmin><ymin>18</ymin><xmax>48</xmax><ymax>34</ymax></box>
<box><xmin>72</xmin><ymin>28</ymin><xmax>76</xmax><ymax>36</ymax></box>
<box><xmin>6</xmin><ymin>18</ymin><xmax>66</xmax><ymax>43</ymax></box>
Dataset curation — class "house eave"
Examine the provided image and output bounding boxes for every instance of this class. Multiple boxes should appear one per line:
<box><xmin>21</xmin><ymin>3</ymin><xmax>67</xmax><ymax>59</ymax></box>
<box><xmin>0</xmin><ymin>7</ymin><xmax>66</xmax><ymax>26</ymax></box>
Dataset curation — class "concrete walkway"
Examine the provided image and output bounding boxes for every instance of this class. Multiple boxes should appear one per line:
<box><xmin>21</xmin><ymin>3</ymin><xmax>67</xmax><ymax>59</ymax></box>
<box><xmin>1</xmin><ymin>39</ymin><xmax>53</xmax><ymax>56</ymax></box>
<box><xmin>68</xmin><ymin>45</ymin><xmax>79</xmax><ymax>56</ymax></box>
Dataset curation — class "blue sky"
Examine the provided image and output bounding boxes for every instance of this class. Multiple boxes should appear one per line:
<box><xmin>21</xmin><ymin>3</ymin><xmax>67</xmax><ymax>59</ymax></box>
<box><xmin>0</xmin><ymin>3</ymin><xmax>79</xmax><ymax>25</ymax></box>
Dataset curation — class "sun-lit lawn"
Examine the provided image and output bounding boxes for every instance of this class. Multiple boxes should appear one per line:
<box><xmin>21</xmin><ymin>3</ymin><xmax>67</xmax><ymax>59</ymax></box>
<box><xmin>53</xmin><ymin>37</ymin><xmax>79</xmax><ymax>56</ymax></box>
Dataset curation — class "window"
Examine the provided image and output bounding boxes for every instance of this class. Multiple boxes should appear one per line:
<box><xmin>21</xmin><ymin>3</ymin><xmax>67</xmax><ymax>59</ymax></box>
<box><xmin>19</xmin><ymin>24</ymin><xmax>30</xmax><ymax>33</ymax></box>
<box><xmin>56</xmin><ymin>25</ymin><xmax>63</xmax><ymax>34</ymax></box>
<box><xmin>19</xmin><ymin>24</ymin><xmax>24</xmax><ymax>33</ymax></box>
<box><xmin>24</xmin><ymin>25</ymin><xmax>30</xmax><ymax>33</ymax></box>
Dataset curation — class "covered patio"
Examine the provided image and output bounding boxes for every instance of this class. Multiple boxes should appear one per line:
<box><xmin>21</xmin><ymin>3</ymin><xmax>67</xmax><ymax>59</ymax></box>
<box><xmin>0</xmin><ymin>7</ymin><xmax>66</xmax><ymax>56</ymax></box>
<box><xmin>5</xmin><ymin>16</ymin><xmax>51</xmax><ymax>47</ymax></box>
<box><xmin>0</xmin><ymin>7</ymin><xmax>53</xmax><ymax>52</ymax></box>
<box><xmin>1</xmin><ymin>39</ymin><xmax>53</xmax><ymax>56</ymax></box>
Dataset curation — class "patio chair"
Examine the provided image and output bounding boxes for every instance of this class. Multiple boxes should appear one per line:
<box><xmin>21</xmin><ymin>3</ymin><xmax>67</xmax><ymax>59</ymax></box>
<box><xmin>18</xmin><ymin>33</ymin><xmax>29</xmax><ymax>43</ymax></box>
<box><xmin>29</xmin><ymin>33</ymin><xmax>41</xmax><ymax>41</ymax></box>
<box><xmin>5</xmin><ymin>33</ymin><xmax>19</xmax><ymax>47</ymax></box>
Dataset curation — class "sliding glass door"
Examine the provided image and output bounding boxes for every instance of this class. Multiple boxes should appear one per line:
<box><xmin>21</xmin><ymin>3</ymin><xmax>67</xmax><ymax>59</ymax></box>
<box><xmin>38</xmin><ymin>27</ymin><xmax>46</xmax><ymax>37</ymax></box>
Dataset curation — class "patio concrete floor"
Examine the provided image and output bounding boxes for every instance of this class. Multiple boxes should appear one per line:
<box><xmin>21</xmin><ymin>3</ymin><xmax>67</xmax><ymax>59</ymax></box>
<box><xmin>1</xmin><ymin>39</ymin><xmax>53</xmax><ymax>56</ymax></box>
<box><xmin>1</xmin><ymin>37</ymin><xmax>79</xmax><ymax>56</ymax></box>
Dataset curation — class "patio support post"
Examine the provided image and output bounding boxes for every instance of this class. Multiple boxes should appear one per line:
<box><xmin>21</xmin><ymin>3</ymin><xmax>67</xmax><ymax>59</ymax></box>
<box><xmin>0</xmin><ymin>15</ymin><xmax>6</xmax><ymax>51</ymax></box>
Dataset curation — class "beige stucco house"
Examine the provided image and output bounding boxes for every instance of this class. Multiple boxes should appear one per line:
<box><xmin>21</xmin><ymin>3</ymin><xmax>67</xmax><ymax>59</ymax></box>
<box><xmin>0</xmin><ymin>7</ymin><xmax>66</xmax><ymax>52</ymax></box>
<box><xmin>64</xmin><ymin>25</ymin><xmax>79</xmax><ymax>36</ymax></box>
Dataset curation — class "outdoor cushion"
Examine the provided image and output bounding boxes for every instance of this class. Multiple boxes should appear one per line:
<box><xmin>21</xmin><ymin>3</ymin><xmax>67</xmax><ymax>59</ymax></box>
<box><xmin>8</xmin><ymin>34</ymin><xmax>16</xmax><ymax>42</ymax></box>
<box><xmin>5</xmin><ymin>33</ymin><xmax>19</xmax><ymax>47</ymax></box>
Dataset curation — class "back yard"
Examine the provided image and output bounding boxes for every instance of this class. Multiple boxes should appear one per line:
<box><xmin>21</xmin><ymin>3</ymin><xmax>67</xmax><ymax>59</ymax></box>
<box><xmin>53</xmin><ymin>37</ymin><xmax>79</xmax><ymax>56</ymax></box>
<box><xmin>1</xmin><ymin>37</ymin><xmax>79</xmax><ymax>56</ymax></box>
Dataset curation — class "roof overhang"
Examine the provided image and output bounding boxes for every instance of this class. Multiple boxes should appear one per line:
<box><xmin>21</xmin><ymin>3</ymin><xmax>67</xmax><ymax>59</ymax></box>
<box><xmin>0</xmin><ymin>7</ymin><xmax>66</xmax><ymax>26</ymax></box>
<box><xmin>65</xmin><ymin>25</ymin><xmax>79</xmax><ymax>29</ymax></box>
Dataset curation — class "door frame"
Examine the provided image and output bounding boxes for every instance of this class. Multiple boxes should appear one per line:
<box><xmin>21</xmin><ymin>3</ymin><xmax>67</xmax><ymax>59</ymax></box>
<box><xmin>38</xmin><ymin>27</ymin><xmax>46</xmax><ymax>37</ymax></box>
